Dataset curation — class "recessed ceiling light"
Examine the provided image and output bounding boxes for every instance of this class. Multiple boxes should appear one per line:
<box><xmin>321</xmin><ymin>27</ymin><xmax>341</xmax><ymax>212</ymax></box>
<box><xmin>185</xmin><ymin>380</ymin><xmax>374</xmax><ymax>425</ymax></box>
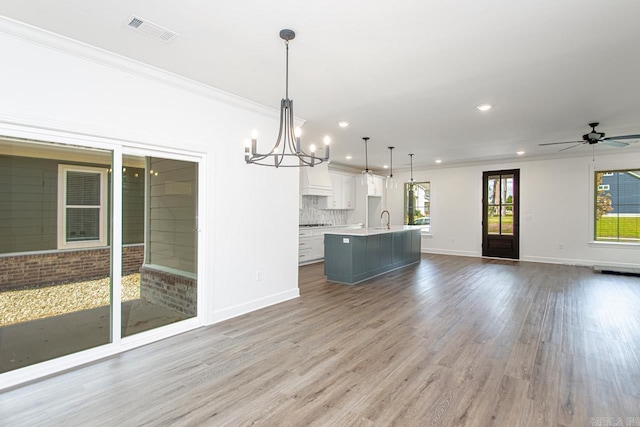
<box><xmin>338</xmin><ymin>121</ymin><xmax>349</xmax><ymax>128</ymax></box>
<box><xmin>435</xmin><ymin>159</ymin><xmax>442</xmax><ymax>164</ymax></box>
<box><xmin>345</xmin><ymin>155</ymin><xmax>352</xmax><ymax>160</ymax></box>
<box><xmin>517</xmin><ymin>151</ymin><xmax>525</xmax><ymax>155</ymax></box>
<box><xmin>477</xmin><ymin>104</ymin><xmax>492</xmax><ymax>111</ymax></box>
<box><xmin>383</xmin><ymin>165</ymin><xmax>389</xmax><ymax>169</ymax></box>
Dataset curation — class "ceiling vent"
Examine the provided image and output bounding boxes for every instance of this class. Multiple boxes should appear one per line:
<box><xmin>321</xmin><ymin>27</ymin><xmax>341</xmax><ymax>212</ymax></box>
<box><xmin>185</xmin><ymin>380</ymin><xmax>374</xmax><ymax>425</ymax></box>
<box><xmin>125</xmin><ymin>16</ymin><xmax>179</xmax><ymax>43</ymax></box>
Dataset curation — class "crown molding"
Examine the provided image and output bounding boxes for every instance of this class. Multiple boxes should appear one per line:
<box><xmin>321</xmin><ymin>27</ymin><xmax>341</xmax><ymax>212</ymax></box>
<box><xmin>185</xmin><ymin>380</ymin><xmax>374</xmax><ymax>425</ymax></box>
<box><xmin>0</xmin><ymin>16</ymin><xmax>285</xmax><ymax>121</ymax></box>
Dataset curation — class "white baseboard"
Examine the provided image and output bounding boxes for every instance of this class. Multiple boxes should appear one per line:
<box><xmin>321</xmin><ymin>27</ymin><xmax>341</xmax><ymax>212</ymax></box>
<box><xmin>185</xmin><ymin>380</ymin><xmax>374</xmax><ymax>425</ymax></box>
<box><xmin>522</xmin><ymin>255</ymin><xmax>640</xmax><ymax>269</ymax></box>
<box><xmin>421</xmin><ymin>248</ymin><xmax>480</xmax><ymax>257</ymax></box>
<box><xmin>209</xmin><ymin>288</ymin><xmax>300</xmax><ymax>325</ymax></box>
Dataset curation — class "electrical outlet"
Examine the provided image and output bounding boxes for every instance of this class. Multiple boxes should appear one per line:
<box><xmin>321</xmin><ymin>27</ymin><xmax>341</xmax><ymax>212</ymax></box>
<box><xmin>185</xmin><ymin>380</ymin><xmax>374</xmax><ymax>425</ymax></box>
<box><xmin>451</xmin><ymin>237</ymin><xmax>455</xmax><ymax>244</ymax></box>
<box><xmin>256</xmin><ymin>271</ymin><xmax>262</xmax><ymax>281</ymax></box>
<box><xmin>558</xmin><ymin>244</ymin><xmax>563</xmax><ymax>250</ymax></box>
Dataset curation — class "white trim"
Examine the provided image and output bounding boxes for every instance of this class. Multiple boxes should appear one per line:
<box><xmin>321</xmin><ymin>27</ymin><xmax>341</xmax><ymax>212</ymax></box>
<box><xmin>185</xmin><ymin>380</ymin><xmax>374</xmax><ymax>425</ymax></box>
<box><xmin>197</xmin><ymin>154</ymin><xmax>210</xmax><ymax>325</ymax></box>
<box><xmin>111</xmin><ymin>148</ymin><xmax>123</xmax><ymax>346</ymax></box>
<box><xmin>0</xmin><ymin>124</ymin><xmax>207</xmax><ymax>390</ymax></box>
<box><xmin>0</xmin><ymin>16</ymin><xmax>284</xmax><ymax>121</ymax></box>
<box><xmin>521</xmin><ymin>255</ymin><xmax>640</xmax><ymax>269</ymax></box>
<box><xmin>588</xmin><ymin>240</ymin><xmax>640</xmax><ymax>249</ymax></box>
<box><xmin>421</xmin><ymin>248</ymin><xmax>480</xmax><ymax>257</ymax></box>
<box><xmin>57</xmin><ymin>164</ymin><xmax>109</xmax><ymax>250</ymax></box>
<box><xmin>589</xmin><ymin>161</ymin><xmax>640</xmax><ymax>246</ymax></box>
<box><xmin>1</xmin><ymin>316</ymin><xmax>203</xmax><ymax>392</ymax></box>
<box><xmin>211</xmin><ymin>289</ymin><xmax>300</xmax><ymax>324</ymax></box>
<box><xmin>142</xmin><ymin>263</ymin><xmax>197</xmax><ymax>281</ymax></box>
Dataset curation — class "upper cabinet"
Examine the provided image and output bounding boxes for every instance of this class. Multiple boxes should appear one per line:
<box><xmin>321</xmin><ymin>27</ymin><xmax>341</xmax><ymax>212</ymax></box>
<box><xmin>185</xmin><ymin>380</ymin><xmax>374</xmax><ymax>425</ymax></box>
<box><xmin>367</xmin><ymin>175</ymin><xmax>384</xmax><ymax>197</ymax></box>
<box><xmin>320</xmin><ymin>171</ymin><xmax>356</xmax><ymax>210</ymax></box>
<box><xmin>300</xmin><ymin>162</ymin><xmax>333</xmax><ymax>196</ymax></box>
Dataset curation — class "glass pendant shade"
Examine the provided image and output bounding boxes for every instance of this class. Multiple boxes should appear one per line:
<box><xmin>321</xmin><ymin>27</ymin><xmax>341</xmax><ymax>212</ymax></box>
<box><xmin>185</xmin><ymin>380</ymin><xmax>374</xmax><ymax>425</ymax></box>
<box><xmin>385</xmin><ymin>175</ymin><xmax>396</xmax><ymax>188</ymax></box>
<box><xmin>361</xmin><ymin>170</ymin><xmax>374</xmax><ymax>186</ymax></box>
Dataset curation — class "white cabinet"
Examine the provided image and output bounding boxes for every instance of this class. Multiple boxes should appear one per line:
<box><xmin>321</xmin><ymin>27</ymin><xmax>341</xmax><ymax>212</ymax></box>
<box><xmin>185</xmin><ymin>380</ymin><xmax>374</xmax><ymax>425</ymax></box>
<box><xmin>310</xmin><ymin>235</ymin><xmax>324</xmax><ymax>260</ymax></box>
<box><xmin>320</xmin><ymin>171</ymin><xmax>356</xmax><ymax>210</ymax></box>
<box><xmin>300</xmin><ymin>162</ymin><xmax>332</xmax><ymax>196</ymax></box>
<box><xmin>298</xmin><ymin>229</ymin><xmax>314</xmax><ymax>263</ymax></box>
<box><xmin>298</xmin><ymin>229</ymin><xmax>324</xmax><ymax>265</ymax></box>
<box><xmin>342</xmin><ymin>175</ymin><xmax>355</xmax><ymax>209</ymax></box>
<box><xmin>366</xmin><ymin>175</ymin><xmax>384</xmax><ymax>197</ymax></box>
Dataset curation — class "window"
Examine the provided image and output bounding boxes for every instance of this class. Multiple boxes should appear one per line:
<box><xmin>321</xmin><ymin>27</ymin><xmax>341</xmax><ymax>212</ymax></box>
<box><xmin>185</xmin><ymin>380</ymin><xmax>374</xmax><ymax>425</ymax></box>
<box><xmin>57</xmin><ymin>165</ymin><xmax>108</xmax><ymax>249</ymax></box>
<box><xmin>404</xmin><ymin>181</ymin><xmax>430</xmax><ymax>232</ymax></box>
<box><xmin>594</xmin><ymin>169</ymin><xmax>640</xmax><ymax>243</ymax></box>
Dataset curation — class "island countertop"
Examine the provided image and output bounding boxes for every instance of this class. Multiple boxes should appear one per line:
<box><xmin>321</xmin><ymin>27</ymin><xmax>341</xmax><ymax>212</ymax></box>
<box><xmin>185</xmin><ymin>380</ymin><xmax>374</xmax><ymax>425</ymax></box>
<box><xmin>323</xmin><ymin>225</ymin><xmax>423</xmax><ymax>237</ymax></box>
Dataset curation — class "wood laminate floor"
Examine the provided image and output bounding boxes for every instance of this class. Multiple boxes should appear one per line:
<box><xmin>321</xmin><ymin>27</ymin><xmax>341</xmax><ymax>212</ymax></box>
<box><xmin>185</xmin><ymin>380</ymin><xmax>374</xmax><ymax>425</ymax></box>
<box><xmin>1</xmin><ymin>254</ymin><xmax>639</xmax><ymax>426</ymax></box>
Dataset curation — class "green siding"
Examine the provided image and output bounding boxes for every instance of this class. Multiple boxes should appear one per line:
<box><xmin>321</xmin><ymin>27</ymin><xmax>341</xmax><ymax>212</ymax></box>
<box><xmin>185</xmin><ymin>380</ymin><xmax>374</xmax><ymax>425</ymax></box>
<box><xmin>0</xmin><ymin>155</ymin><xmax>145</xmax><ymax>254</ymax></box>
<box><xmin>0</xmin><ymin>156</ymin><xmax>58</xmax><ymax>253</ymax></box>
<box><xmin>147</xmin><ymin>158</ymin><xmax>197</xmax><ymax>274</ymax></box>
<box><xmin>122</xmin><ymin>168</ymin><xmax>145</xmax><ymax>244</ymax></box>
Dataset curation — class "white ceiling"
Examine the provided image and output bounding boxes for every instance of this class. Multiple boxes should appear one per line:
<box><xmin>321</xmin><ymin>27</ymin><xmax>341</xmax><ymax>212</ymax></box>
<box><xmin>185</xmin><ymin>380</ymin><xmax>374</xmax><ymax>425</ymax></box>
<box><xmin>2</xmin><ymin>0</ymin><xmax>640</xmax><ymax>170</ymax></box>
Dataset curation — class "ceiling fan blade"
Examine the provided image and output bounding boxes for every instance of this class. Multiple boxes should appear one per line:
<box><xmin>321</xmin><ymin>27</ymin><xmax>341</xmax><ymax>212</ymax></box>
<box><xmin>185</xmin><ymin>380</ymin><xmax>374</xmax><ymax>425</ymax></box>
<box><xmin>558</xmin><ymin>143</ymin><xmax>584</xmax><ymax>152</ymax></box>
<box><xmin>600</xmin><ymin>139</ymin><xmax>629</xmax><ymax>148</ymax></box>
<box><xmin>604</xmin><ymin>134</ymin><xmax>640</xmax><ymax>140</ymax></box>
<box><xmin>538</xmin><ymin>140</ymin><xmax>583</xmax><ymax>146</ymax></box>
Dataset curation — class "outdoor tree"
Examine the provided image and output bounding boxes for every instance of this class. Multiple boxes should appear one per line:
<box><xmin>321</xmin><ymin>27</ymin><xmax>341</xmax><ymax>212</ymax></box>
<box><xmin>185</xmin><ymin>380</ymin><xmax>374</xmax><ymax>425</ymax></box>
<box><xmin>595</xmin><ymin>173</ymin><xmax>614</xmax><ymax>220</ymax></box>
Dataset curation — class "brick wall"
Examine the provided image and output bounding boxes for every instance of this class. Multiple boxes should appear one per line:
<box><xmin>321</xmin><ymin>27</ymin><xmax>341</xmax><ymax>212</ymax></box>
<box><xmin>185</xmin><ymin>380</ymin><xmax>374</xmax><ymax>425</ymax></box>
<box><xmin>0</xmin><ymin>245</ymin><xmax>144</xmax><ymax>291</ymax></box>
<box><xmin>139</xmin><ymin>265</ymin><xmax>196</xmax><ymax>317</ymax></box>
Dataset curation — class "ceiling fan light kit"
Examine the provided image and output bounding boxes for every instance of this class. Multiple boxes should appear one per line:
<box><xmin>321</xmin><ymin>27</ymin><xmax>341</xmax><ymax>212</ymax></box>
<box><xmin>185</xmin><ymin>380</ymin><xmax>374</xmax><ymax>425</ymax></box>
<box><xmin>244</xmin><ymin>29</ymin><xmax>330</xmax><ymax>168</ymax></box>
<box><xmin>539</xmin><ymin>122</ymin><xmax>640</xmax><ymax>152</ymax></box>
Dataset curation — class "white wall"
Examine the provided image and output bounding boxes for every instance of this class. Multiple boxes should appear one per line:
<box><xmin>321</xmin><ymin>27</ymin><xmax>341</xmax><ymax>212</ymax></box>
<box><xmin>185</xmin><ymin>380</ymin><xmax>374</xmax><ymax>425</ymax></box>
<box><xmin>0</xmin><ymin>18</ymin><xmax>300</xmax><ymax>325</ymax></box>
<box><xmin>386</xmin><ymin>152</ymin><xmax>640</xmax><ymax>268</ymax></box>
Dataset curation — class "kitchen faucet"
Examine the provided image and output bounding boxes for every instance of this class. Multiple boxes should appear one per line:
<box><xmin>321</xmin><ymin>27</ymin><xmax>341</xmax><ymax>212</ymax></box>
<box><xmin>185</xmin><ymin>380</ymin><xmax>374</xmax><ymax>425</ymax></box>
<box><xmin>380</xmin><ymin>210</ymin><xmax>390</xmax><ymax>229</ymax></box>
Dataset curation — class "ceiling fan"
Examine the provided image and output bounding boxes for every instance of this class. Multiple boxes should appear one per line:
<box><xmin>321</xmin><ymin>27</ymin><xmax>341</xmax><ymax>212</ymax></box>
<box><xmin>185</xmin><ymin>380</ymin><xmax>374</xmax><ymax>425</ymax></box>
<box><xmin>539</xmin><ymin>122</ymin><xmax>640</xmax><ymax>152</ymax></box>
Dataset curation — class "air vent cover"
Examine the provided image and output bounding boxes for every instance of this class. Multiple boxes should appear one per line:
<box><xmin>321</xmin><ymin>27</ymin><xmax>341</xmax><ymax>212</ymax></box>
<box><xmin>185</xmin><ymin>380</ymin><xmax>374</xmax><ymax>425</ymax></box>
<box><xmin>125</xmin><ymin>16</ymin><xmax>179</xmax><ymax>43</ymax></box>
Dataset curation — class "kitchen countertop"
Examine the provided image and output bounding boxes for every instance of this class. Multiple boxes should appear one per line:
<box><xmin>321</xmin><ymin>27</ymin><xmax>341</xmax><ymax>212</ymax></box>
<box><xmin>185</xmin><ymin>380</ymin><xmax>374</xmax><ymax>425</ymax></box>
<box><xmin>298</xmin><ymin>223</ymin><xmax>363</xmax><ymax>230</ymax></box>
<box><xmin>324</xmin><ymin>225</ymin><xmax>423</xmax><ymax>236</ymax></box>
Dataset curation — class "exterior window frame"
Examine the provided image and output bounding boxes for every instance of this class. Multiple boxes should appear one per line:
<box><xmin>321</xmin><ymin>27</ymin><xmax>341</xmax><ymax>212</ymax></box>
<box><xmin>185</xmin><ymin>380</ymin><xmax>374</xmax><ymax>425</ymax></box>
<box><xmin>592</xmin><ymin>166</ymin><xmax>640</xmax><ymax>245</ymax></box>
<box><xmin>404</xmin><ymin>181</ymin><xmax>431</xmax><ymax>233</ymax></box>
<box><xmin>57</xmin><ymin>164</ymin><xmax>108</xmax><ymax>249</ymax></box>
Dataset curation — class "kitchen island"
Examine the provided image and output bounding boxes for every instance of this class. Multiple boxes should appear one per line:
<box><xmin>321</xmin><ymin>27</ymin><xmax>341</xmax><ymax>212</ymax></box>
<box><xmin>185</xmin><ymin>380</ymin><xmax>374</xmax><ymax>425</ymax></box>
<box><xmin>324</xmin><ymin>226</ymin><xmax>422</xmax><ymax>285</ymax></box>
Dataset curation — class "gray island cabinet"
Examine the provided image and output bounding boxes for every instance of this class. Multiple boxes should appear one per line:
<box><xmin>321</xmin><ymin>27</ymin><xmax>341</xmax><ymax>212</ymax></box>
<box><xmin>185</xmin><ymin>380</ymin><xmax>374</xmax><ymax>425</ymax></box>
<box><xmin>324</xmin><ymin>226</ymin><xmax>422</xmax><ymax>285</ymax></box>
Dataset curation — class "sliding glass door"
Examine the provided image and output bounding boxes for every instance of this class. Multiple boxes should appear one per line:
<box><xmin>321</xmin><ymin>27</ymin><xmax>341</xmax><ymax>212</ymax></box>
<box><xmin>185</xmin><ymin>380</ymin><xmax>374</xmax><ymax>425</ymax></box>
<box><xmin>121</xmin><ymin>154</ymin><xmax>198</xmax><ymax>337</ymax></box>
<box><xmin>0</xmin><ymin>136</ymin><xmax>202</xmax><ymax>377</ymax></box>
<box><xmin>0</xmin><ymin>138</ymin><xmax>113</xmax><ymax>373</ymax></box>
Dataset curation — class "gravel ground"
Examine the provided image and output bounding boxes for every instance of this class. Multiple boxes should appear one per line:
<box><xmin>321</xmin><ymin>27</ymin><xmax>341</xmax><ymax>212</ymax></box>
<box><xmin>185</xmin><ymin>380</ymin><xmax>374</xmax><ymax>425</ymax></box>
<box><xmin>0</xmin><ymin>273</ymin><xmax>141</xmax><ymax>326</ymax></box>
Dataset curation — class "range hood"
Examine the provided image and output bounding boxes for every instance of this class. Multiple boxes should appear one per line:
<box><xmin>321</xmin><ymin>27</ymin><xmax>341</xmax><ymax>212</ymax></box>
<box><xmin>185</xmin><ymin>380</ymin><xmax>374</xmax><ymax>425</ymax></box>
<box><xmin>300</xmin><ymin>162</ymin><xmax>332</xmax><ymax>196</ymax></box>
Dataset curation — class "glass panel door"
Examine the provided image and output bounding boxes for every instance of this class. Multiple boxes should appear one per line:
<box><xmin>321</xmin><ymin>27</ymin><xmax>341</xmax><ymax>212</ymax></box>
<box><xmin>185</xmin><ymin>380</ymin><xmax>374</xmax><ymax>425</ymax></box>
<box><xmin>121</xmin><ymin>155</ymin><xmax>198</xmax><ymax>337</ymax></box>
<box><xmin>0</xmin><ymin>138</ymin><xmax>112</xmax><ymax>373</ymax></box>
<box><xmin>482</xmin><ymin>169</ymin><xmax>520</xmax><ymax>259</ymax></box>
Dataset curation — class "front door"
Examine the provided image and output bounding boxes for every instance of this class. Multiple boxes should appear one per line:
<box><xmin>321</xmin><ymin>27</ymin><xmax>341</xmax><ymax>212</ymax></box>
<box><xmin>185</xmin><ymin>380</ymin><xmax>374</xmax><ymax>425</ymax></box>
<box><xmin>482</xmin><ymin>169</ymin><xmax>519</xmax><ymax>259</ymax></box>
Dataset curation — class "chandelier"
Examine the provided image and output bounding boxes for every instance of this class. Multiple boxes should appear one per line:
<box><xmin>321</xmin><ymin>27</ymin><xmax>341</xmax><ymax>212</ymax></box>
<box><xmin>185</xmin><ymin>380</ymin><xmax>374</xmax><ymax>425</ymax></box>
<box><xmin>244</xmin><ymin>29</ymin><xmax>330</xmax><ymax>167</ymax></box>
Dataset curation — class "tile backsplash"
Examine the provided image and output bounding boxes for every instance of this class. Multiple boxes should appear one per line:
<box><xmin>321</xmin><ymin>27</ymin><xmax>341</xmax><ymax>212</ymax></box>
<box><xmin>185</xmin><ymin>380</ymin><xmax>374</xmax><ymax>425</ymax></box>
<box><xmin>299</xmin><ymin>196</ymin><xmax>348</xmax><ymax>225</ymax></box>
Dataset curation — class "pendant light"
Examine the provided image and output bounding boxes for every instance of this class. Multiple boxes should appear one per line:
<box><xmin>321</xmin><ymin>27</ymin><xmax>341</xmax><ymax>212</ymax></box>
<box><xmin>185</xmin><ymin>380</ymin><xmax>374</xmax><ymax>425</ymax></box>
<box><xmin>361</xmin><ymin>137</ymin><xmax>374</xmax><ymax>185</ymax></box>
<box><xmin>244</xmin><ymin>29</ymin><xmax>330</xmax><ymax>167</ymax></box>
<box><xmin>386</xmin><ymin>146</ymin><xmax>396</xmax><ymax>188</ymax></box>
